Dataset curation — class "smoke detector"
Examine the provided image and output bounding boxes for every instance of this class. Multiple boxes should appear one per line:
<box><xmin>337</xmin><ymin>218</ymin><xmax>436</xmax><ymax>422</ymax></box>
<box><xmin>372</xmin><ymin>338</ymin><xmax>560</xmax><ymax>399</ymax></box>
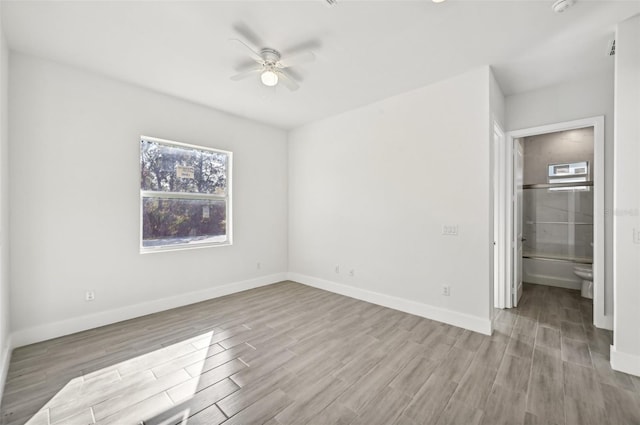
<box><xmin>552</xmin><ymin>0</ymin><xmax>576</xmax><ymax>13</ymax></box>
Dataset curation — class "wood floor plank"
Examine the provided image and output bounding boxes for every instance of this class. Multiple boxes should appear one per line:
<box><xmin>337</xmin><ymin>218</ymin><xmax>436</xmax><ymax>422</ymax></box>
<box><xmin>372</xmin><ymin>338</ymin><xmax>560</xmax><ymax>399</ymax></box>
<box><xmin>526</xmin><ymin>372</ymin><xmax>565</xmax><ymax>425</ymax></box>
<box><xmin>336</xmin><ymin>363</ymin><xmax>400</xmax><ymax>413</ymax></box>
<box><xmin>178</xmin><ymin>404</ymin><xmax>226</xmax><ymax>425</ymax></box>
<box><xmin>303</xmin><ymin>400</ymin><xmax>356</xmax><ymax>425</ymax></box>
<box><xmin>560</xmin><ymin>322</ymin><xmax>587</xmax><ymax>342</ymax></box>
<box><xmin>513</xmin><ymin>316</ymin><xmax>538</xmax><ymax>338</ymax></box>
<box><xmin>388</xmin><ymin>355</ymin><xmax>438</xmax><ymax>397</ymax></box>
<box><xmin>451</xmin><ymin>362</ymin><xmax>498</xmax><ymax>408</ymax></box>
<box><xmin>47</xmin><ymin>370</ymin><xmax>120</xmax><ymax>410</ymax></box>
<box><xmin>481</xmin><ymin>384</ymin><xmax>526</xmax><ymax>425</ymax></box>
<box><xmin>507</xmin><ymin>333</ymin><xmax>535</xmax><ymax>360</ymax></box>
<box><xmin>48</xmin><ymin>369</ymin><xmax>157</xmax><ymax>424</ymax></box>
<box><xmin>432</xmin><ymin>346</ymin><xmax>474</xmax><ymax>383</ymax></box>
<box><xmin>144</xmin><ymin>378</ymin><xmax>238</xmax><ymax>425</ymax></box>
<box><xmin>403</xmin><ymin>372</ymin><xmax>458</xmax><ymax>424</ymax></box>
<box><xmin>92</xmin><ymin>368</ymin><xmax>190</xmax><ymax>421</ymax></box>
<box><xmin>216</xmin><ymin>367</ymin><xmax>292</xmax><ymax>418</ymax></box>
<box><xmin>562</xmin><ymin>361</ymin><xmax>604</xmax><ymax>408</ymax></box>
<box><xmin>559</xmin><ymin>308</ymin><xmax>582</xmax><ymax>324</ymax></box>
<box><xmin>184</xmin><ymin>343</ymin><xmax>253</xmax><ymax>378</ymax></box>
<box><xmin>116</xmin><ymin>342</ymin><xmax>197</xmax><ymax>377</ymax></box>
<box><xmin>275</xmin><ymin>376</ymin><xmax>350</xmax><ymax>424</ymax></box>
<box><xmin>392</xmin><ymin>415</ymin><xmax>420</xmax><ymax>425</ymax></box>
<box><xmin>95</xmin><ymin>392</ymin><xmax>173</xmax><ymax>425</ymax></box>
<box><xmin>471</xmin><ymin>339</ymin><xmax>507</xmax><ymax>371</ymax></box>
<box><xmin>561</xmin><ymin>337</ymin><xmax>592</xmax><ymax>367</ymax></box>
<box><xmin>151</xmin><ymin>343</ymin><xmax>226</xmax><ymax>378</ymax></box>
<box><xmin>600</xmin><ymin>383</ymin><xmax>640</xmax><ymax>425</ymax></box>
<box><xmin>166</xmin><ymin>358</ymin><xmax>246</xmax><ymax>403</ymax></box>
<box><xmin>221</xmin><ymin>389</ymin><xmax>293</xmax><ymax>425</ymax></box>
<box><xmin>331</xmin><ymin>348</ymin><xmax>386</xmax><ymax>384</ymax></box>
<box><xmin>436</xmin><ymin>399</ymin><xmax>484</xmax><ymax>425</ymax></box>
<box><xmin>564</xmin><ymin>397</ymin><xmax>610</xmax><ymax>425</ymax></box>
<box><xmin>531</xmin><ymin>346</ymin><xmax>562</xmax><ymax>378</ymax></box>
<box><xmin>50</xmin><ymin>408</ymin><xmax>93</xmax><ymax>425</ymax></box>
<box><xmin>536</xmin><ymin>326</ymin><xmax>561</xmax><ymax>350</ymax></box>
<box><xmin>378</xmin><ymin>340</ymin><xmax>425</xmax><ymax>371</ymax></box>
<box><xmin>229</xmin><ymin>348</ymin><xmax>295</xmax><ymax>387</ymax></box>
<box><xmin>454</xmin><ymin>330</ymin><xmax>488</xmax><ymax>352</ymax></box>
<box><xmin>348</xmin><ymin>386</ymin><xmax>411</xmax><ymax>425</ymax></box>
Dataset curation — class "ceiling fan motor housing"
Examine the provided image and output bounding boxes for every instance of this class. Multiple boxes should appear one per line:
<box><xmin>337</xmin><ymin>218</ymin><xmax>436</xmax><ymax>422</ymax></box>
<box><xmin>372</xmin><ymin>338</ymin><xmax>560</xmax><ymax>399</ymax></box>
<box><xmin>260</xmin><ymin>48</ymin><xmax>281</xmax><ymax>64</ymax></box>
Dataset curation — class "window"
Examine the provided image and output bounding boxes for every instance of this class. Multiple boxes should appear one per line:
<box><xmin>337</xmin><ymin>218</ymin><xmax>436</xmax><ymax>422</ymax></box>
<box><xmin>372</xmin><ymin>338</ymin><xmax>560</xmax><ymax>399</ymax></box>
<box><xmin>140</xmin><ymin>136</ymin><xmax>232</xmax><ymax>252</ymax></box>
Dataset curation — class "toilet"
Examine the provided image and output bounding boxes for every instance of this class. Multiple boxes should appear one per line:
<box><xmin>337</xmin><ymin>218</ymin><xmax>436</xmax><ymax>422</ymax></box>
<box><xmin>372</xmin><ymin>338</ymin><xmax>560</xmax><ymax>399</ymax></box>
<box><xmin>574</xmin><ymin>265</ymin><xmax>593</xmax><ymax>299</ymax></box>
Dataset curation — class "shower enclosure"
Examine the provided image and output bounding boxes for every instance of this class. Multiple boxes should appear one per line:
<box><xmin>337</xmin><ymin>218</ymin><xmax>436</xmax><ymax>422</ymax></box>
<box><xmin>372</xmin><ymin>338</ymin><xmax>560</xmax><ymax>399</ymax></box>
<box><xmin>522</xmin><ymin>181</ymin><xmax>593</xmax><ymax>289</ymax></box>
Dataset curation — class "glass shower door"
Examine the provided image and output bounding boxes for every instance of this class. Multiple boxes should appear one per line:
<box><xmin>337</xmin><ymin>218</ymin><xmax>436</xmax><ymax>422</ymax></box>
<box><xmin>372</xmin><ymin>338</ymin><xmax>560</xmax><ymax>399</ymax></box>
<box><xmin>522</xmin><ymin>182</ymin><xmax>594</xmax><ymax>264</ymax></box>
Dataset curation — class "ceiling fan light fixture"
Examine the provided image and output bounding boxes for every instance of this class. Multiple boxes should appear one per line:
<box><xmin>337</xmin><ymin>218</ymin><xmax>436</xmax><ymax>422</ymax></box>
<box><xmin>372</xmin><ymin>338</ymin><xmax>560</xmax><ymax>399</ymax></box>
<box><xmin>261</xmin><ymin>69</ymin><xmax>279</xmax><ymax>87</ymax></box>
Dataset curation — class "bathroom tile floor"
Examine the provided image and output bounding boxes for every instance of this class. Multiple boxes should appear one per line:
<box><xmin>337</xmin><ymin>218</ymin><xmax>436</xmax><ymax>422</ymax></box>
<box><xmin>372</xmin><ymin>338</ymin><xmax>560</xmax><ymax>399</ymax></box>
<box><xmin>1</xmin><ymin>281</ymin><xmax>639</xmax><ymax>425</ymax></box>
<box><xmin>493</xmin><ymin>283</ymin><xmax>640</xmax><ymax>425</ymax></box>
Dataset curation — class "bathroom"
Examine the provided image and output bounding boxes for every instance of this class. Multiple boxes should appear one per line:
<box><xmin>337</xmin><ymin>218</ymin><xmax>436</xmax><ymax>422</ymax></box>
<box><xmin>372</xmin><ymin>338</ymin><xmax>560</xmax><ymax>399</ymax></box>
<box><xmin>520</xmin><ymin>127</ymin><xmax>594</xmax><ymax>299</ymax></box>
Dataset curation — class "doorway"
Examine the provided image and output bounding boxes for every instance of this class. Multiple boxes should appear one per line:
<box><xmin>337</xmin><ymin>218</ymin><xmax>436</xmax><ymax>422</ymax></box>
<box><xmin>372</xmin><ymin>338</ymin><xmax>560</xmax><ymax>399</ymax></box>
<box><xmin>496</xmin><ymin>116</ymin><xmax>608</xmax><ymax>329</ymax></box>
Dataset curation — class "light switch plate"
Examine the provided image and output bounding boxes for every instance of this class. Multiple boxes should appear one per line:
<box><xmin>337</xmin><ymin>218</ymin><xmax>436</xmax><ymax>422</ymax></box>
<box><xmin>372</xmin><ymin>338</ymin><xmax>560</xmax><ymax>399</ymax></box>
<box><xmin>442</xmin><ymin>225</ymin><xmax>458</xmax><ymax>236</ymax></box>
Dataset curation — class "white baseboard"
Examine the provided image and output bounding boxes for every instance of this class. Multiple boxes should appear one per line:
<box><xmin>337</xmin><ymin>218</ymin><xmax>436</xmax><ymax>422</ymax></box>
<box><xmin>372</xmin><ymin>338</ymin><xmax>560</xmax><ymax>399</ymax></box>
<box><xmin>0</xmin><ymin>334</ymin><xmax>13</xmax><ymax>403</ymax></box>
<box><xmin>10</xmin><ymin>273</ymin><xmax>287</xmax><ymax>348</ymax></box>
<box><xmin>288</xmin><ymin>273</ymin><xmax>491</xmax><ymax>335</ymax></box>
<box><xmin>610</xmin><ymin>345</ymin><xmax>640</xmax><ymax>377</ymax></box>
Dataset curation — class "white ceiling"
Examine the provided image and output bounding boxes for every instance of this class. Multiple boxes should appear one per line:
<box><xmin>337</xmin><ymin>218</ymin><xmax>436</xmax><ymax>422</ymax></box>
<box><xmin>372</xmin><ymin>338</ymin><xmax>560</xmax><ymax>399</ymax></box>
<box><xmin>2</xmin><ymin>0</ymin><xmax>639</xmax><ymax>129</ymax></box>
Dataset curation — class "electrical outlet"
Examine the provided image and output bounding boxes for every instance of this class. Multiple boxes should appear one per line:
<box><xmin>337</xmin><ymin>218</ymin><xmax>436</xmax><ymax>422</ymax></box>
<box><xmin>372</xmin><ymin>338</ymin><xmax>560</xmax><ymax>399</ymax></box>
<box><xmin>85</xmin><ymin>291</ymin><xmax>95</xmax><ymax>302</ymax></box>
<box><xmin>442</xmin><ymin>285</ymin><xmax>451</xmax><ymax>296</ymax></box>
<box><xmin>257</xmin><ymin>262</ymin><xmax>261</xmax><ymax>270</ymax></box>
<box><xmin>335</xmin><ymin>265</ymin><xmax>340</xmax><ymax>274</ymax></box>
<box><xmin>349</xmin><ymin>269</ymin><xmax>355</xmax><ymax>277</ymax></box>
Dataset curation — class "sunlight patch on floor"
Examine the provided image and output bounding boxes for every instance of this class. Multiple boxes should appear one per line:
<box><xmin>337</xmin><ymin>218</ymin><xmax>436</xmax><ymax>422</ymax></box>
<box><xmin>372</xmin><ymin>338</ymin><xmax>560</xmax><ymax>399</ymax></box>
<box><xmin>24</xmin><ymin>331</ymin><xmax>215</xmax><ymax>425</ymax></box>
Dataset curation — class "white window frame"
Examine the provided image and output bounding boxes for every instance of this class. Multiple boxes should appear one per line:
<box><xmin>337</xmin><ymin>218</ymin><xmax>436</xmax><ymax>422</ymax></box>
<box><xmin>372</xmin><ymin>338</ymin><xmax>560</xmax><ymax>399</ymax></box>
<box><xmin>139</xmin><ymin>135</ymin><xmax>233</xmax><ymax>253</ymax></box>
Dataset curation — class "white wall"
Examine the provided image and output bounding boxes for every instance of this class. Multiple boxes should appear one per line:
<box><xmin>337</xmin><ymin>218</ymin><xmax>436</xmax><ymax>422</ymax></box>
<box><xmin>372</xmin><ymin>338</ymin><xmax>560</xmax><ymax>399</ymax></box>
<box><xmin>9</xmin><ymin>53</ymin><xmax>289</xmax><ymax>346</ymax></box>
<box><xmin>522</xmin><ymin>128</ymin><xmax>594</xmax><ymax>185</ymax></box>
<box><xmin>288</xmin><ymin>67</ymin><xmax>493</xmax><ymax>334</ymax></box>
<box><xmin>505</xmin><ymin>71</ymin><xmax>615</xmax><ymax>323</ymax></box>
<box><xmin>0</xmin><ymin>3</ymin><xmax>12</xmax><ymax>401</ymax></box>
<box><xmin>612</xmin><ymin>14</ymin><xmax>640</xmax><ymax>377</ymax></box>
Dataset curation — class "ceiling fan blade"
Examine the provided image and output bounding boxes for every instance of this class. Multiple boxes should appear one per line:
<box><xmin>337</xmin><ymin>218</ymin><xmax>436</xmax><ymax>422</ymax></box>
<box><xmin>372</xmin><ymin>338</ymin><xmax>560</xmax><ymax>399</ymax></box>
<box><xmin>277</xmin><ymin>69</ymin><xmax>300</xmax><ymax>91</ymax></box>
<box><xmin>278</xmin><ymin>51</ymin><xmax>316</xmax><ymax>68</ymax></box>
<box><xmin>229</xmin><ymin>38</ymin><xmax>263</xmax><ymax>63</ymax></box>
<box><xmin>232</xmin><ymin>22</ymin><xmax>265</xmax><ymax>52</ymax></box>
<box><xmin>230</xmin><ymin>67</ymin><xmax>262</xmax><ymax>81</ymax></box>
<box><xmin>282</xmin><ymin>40</ymin><xmax>322</xmax><ymax>56</ymax></box>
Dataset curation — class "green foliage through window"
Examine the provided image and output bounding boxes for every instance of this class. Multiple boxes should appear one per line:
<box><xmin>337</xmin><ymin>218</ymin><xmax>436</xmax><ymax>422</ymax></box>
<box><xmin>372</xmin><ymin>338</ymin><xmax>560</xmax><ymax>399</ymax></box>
<box><xmin>140</xmin><ymin>137</ymin><xmax>231</xmax><ymax>251</ymax></box>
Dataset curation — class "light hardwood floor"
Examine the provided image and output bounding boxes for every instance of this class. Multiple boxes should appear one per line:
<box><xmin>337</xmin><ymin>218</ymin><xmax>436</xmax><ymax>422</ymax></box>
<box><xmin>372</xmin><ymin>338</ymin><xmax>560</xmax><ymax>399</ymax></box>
<box><xmin>2</xmin><ymin>281</ymin><xmax>640</xmax><ymax>425</ymax></box>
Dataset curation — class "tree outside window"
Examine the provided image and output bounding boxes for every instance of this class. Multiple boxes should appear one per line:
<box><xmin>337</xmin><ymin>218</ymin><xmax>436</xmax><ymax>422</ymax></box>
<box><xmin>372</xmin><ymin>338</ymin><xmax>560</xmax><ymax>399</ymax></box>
<box><xmin>140</xmin><ymin>136</ymin><xmax>232</xmax><ymax>252</ymax></box>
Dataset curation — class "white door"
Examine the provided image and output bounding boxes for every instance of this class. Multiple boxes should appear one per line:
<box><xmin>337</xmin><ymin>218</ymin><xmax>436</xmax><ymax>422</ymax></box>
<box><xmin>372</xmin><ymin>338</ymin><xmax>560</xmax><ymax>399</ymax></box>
<box><xmin>513</xmin><ymin>139</ymin><xmax>524</xmax><ymax>307</ymax></box>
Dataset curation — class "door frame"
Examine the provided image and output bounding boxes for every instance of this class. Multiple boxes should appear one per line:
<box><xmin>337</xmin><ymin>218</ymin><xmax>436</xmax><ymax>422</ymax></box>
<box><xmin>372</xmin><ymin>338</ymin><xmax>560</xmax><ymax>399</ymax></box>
<box><xmin>513</xmin><ymin>138</ymin><xmax>524</xmax><ymax>307</ymax></box>
<box><xmin>493</xmin><ymin>122</ymin><xmax>507</xmax><ymax>309</ymax></box>
<box><xmin>501</xmin><ymin>116</ymin><xmax>607</xmax><ymax>328</ymax></box>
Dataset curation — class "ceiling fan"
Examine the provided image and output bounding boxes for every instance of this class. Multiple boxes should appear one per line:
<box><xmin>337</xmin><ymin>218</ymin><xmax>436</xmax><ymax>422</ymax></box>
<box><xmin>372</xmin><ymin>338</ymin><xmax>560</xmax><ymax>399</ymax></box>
<box><xmin>229</xmin><ymin>36</ymin><xmax>316</xmax><ymax>92</ymax></box>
